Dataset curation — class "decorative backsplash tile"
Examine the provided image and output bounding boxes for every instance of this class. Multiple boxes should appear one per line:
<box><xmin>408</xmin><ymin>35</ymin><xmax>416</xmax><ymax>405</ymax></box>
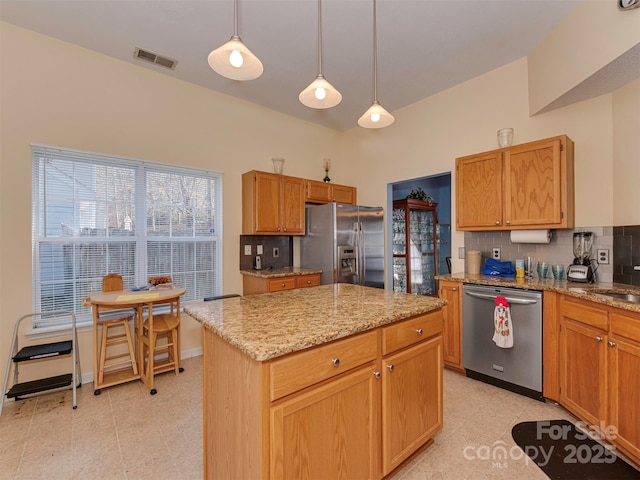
<box><xmin>464</xmin><ymin>227</ymin><xmax>614</xmax><ymax>283</ymax></box>
<box><xmin>239</xmin><ymin>235</ymin><xmax>293</xmax><ymax>271</ymax></box>
<box><xmin>613</xmin><ymin>225</ymin><xmax>640</xmax><ymax>286</ymax></box>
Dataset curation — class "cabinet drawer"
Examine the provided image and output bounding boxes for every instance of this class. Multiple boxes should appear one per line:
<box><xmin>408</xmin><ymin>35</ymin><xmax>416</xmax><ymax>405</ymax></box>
<box><xmin>270</xmin><ymin>330</ymin><xmax>378</xmax><ymax>401</ymax></box>
<box><xmin>561</xmin><ymin>296</ymin><xmax>608</xmax><ymax>331</ymax></box>
<box><xmin>296</xmin><ymin>274</ymin><xmax>320</xmax><ymax>289</ymax></box>
<box><xmin>268</xmin><ymin>278</ymin><xmax>297</xmax><ymax>292</ymax></box>
<box><xmin>382</xmin><ymin>310</ymin><xmax>443</xmax><ymax>356</ymax></box>
<box><xmin>611</xmin><ymin>312</ymin><xmax>640</xmax><ymax>343</ymax></box>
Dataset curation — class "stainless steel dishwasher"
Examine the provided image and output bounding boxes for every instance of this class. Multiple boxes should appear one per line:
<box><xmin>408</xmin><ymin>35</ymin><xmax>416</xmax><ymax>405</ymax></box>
<box><xmin>462</xmin><ymin>284</ymin><xmax>543</xmax><ymax>401</ymax></box>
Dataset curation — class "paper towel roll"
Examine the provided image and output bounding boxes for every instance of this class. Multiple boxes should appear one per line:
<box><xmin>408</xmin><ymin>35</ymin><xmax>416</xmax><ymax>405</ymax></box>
<box><xmin>510</xmin><ymin>229</ymin><xmax>552</xmax><ymax>244</ymax></box>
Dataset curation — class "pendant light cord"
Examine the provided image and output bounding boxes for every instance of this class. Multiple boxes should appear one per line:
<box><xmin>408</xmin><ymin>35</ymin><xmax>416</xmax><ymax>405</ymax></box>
<box><xmin>234</xmin><ymin>0</ymin><xmax>239</xmax><ymax>37</ymax></box>
<box><xmin>373</xmin><ymin>0</ymin><xmax>378</xmax><ymax>102</ymax></box>
<box><xmin>318</xmin><ymin>0</ymin><xmax>323</xmax><ymax>74</ymax></box>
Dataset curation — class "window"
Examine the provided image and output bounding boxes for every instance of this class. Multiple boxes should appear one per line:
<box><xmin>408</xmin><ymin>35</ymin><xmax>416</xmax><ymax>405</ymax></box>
<box><xmin>32</xmin><ymin>145</ymin><xmax>223</xmax><ymax>328</ymax></box>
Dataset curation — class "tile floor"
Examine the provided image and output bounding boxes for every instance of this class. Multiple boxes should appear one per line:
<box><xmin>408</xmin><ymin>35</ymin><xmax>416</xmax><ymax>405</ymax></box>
<box><xmin>0</xmin><ymin>358</ymin><xmax>634</xmax><ymax>479</ymax></box>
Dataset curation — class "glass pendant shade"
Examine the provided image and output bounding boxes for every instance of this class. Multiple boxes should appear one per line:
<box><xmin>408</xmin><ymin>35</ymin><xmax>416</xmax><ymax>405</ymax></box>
<box><xmin>358</xmin><ymin>101</ymin><xmax>394</xmax><ymax>128</ymax></box>
<box><xmin>299</xmin><ymin>0</ymin><xmax>342</xmax><ymax>109</ymax></box>
<box><xmin>359</xmin><ymin>0</ymin><xmax>393</xmax><ymax>129</ymax></box>
<box><xmin>299</xmin><ymin>74</ymin><xmax>342</xmax><ymax>109</ymax></box>
<box><xmin>208</xmin><ymin>36</ymin><xmax>263</xmax><ymax>81</ymax></box>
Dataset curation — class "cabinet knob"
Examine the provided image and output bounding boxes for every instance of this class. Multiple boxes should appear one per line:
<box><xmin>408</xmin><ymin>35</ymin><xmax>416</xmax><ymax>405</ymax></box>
<box><xmin>452</xmin><ymin>287</ymin><xmax>457</xmax><ymax>291</ymax></box>
<box><xmin>608</xmin><ymin>341</ymin><xmax>617</xmax><ymax>347</ymax></box>
<box><xmin>595</xmin><ymin>336</ymin><xmax>603</xmax><ymax>342</ymax></box>
<box><xmin>387</xmin><ymin>364</ymin><xmax>394</xmax><ymax>372</ymax></box>
<box><xmin>283</xmin><ymin>228</ymin><xmax>287</xmax><ymax>232</ymax></box>
<box><xmin>416</xmin><ymin>328</ymin><xmax>423</xmax><ymax>336</ymax></box>
<box><xmin>495</xmin><ymin>220</ymin><xmax>500</xmax><ymax>225</ymax></box>
<box><xmin>373</xmin><ymin>371</ymin><xmax>381</xmax><ymax>379</ymax></box>
<box><xmin>332</xmin><ymin>358</ymin><xmax>340</xmax><ymax>367</ymax></box>
<box><xmin>281</xmin><ymin>283</ymin><xmax>286</xmax><ymax>287</ymax></box>
<box><xmin>506</xmin><ymin>220</ymin><xmax>511</xmax><ymax>225</ymax></box>
<box><xmin>307</xmin><ymin>280</ymin><xmax>311</xmax><ymax>284</ymax></box>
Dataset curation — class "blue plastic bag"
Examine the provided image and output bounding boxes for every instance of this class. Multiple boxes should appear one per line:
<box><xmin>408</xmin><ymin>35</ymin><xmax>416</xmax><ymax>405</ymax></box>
<box><xmin>481</xmin><ymin>258</ymin><xmax>516</xmax><ymax>277</ymax></box>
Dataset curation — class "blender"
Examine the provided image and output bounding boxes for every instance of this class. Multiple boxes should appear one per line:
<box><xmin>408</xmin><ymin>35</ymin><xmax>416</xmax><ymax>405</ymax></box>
<box><xmin>567</xmin><ymin>231</ymin><xmax>596</xmax><ymax>282</ymax></box>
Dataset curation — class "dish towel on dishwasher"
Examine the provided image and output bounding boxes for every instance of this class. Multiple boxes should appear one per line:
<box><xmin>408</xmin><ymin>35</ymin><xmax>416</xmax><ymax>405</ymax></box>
<box><xmin>492</xmin><ymin>295</ymin><xmax>514</xmax><ymax>348</ymax></box>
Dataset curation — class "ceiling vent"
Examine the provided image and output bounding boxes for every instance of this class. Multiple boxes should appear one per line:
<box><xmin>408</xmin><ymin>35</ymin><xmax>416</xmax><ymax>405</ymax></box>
<box><xmin>133</xmin><ymin>47</ymin><xmax>177</xmax><ymax>70</ymax></box>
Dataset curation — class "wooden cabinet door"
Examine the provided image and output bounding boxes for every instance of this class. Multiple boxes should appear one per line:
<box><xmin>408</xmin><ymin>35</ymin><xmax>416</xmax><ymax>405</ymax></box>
<box><xmin>254</xmin><ymin>172</ymin><xmax>283</xmax><ymax>233</ymax></box>
<box><xmin>504</xmin><ymin>138</ymin><xmax>562</xmax><ymax>227</ymax></box>
<box><xmin>270</xmin><ymin>364</ymin><xmax>379</xmax><ymax>480</ymax></box>
<box><xmin>280</xmin><ymin>176</ymin><xmax>305</xmax><ymax>234</ymax></box>
<box><xmin>439</xmin><ymin>281</ymin><xmax>462</xmax><ymax>370</ymax></box>
<box><xmin>456</xmin><ymin>152</ymin><xmax>503</xmax><ymax>229</ymax></box>
<box><xmin>608</xmin><ymin>336</ymin><xmax>640</xmax><ymax>462</ymax></box>
<box><xmin>305</xmin><ymin>179</ymin><xmax>332</xmax><ymax>203</ymax></box>
<box><xmin>332</xmin><ymin>184</ymin><xmax>357</xmax><ymax>204</ymax></box>
<box><xmin>559</xmin><ymin>319</ymin><xmax>608</xmax><ymax>426</ymax></box>
<box><xmin>381</xmin><ymin>336</ymin><xmax>443</xmax><ymax>475</ymax></box>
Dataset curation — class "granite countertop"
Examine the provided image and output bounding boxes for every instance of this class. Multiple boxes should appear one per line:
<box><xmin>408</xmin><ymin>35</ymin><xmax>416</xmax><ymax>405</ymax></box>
<box><xmin>184</xmin><ymin>283</ymin><xmax>446</xmax><ymax>361</ymax></box>
<box><xmin>436</xmin><ymin>273</ymin><xmax>640</xmax><ymax>314</ymax></box>
<box><xmin>240</xmin><ymin>266</ymin><xmax>323</xmax><ymax>278</ymax></box>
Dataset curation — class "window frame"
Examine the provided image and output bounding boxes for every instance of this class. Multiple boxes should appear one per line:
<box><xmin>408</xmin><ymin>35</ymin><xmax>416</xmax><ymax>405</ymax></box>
<box><xmin>31</xmin><ymin>144</ymin><xmax>223</xmax><ymax>330</ymax></box>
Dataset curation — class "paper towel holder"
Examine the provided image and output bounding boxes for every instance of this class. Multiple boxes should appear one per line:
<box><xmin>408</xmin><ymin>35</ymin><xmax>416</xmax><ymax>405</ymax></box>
<box><xmin>510</xmin><ymin>229</ymin><xmax>552</xmax><ymax>244</ymax></box>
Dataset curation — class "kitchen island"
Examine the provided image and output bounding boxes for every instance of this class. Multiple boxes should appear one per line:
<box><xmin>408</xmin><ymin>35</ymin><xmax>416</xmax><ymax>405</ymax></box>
<box><xmin>185</xmin><ymin>284</ymin><xmax>447</xmax><ymax>480</ymax></box>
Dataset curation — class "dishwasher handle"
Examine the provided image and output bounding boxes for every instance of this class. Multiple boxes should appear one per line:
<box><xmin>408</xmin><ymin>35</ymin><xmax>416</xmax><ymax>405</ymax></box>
<box><xmin>464</xmin><ymin>290</ymin><xmax>539</xmax><ymax>305</ymax></box>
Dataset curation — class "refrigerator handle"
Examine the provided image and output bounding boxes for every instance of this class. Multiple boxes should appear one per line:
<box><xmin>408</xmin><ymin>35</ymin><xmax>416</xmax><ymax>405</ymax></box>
<box><xmin>359</xmin><ymin>222</ymin><xmax>366</xmax><ymax>285</ymax></box>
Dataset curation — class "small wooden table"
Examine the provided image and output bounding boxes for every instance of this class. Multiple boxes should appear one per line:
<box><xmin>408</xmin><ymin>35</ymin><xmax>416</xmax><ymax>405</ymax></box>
<box><xmin>88</xmin><ymin>287</ymin><xmax>186</xmax><ymax>394</ymax></box>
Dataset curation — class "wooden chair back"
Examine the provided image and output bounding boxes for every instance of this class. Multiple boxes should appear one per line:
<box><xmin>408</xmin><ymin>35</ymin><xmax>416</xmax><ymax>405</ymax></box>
<box><xmin>103</xmin><ymin>274</ymin><xmax>124</xmax><ymax>292</ymax></box>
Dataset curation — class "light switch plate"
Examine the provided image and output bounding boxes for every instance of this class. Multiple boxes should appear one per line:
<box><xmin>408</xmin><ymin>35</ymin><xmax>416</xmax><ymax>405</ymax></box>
<box><xmin>458</xmin><ymin>247</ymin><xmax>465</xmax><ymax>259</ymax></box>
<box><xmin>257</xmin><ymin>245</ymin><xmax>263</xmax><ymax>255</ymax></box>
<box><xmin>244</xmin><ymin>245</ymin><xmax>252</xmax><ymax>255</ymax></box>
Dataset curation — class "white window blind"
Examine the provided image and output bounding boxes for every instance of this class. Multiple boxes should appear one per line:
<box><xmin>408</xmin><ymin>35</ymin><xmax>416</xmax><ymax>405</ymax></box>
<box><xmin>32</xmin><ymin>145</ymin><xmax>223</xmax><ymax>328</ymax></box>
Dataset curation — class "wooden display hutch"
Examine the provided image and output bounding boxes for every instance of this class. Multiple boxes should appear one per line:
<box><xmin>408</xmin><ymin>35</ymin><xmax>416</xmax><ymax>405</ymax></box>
<box><xmin>392</xmin><ymin>199</ymin><xmax>438</xmax><ymax>296</ymax></box>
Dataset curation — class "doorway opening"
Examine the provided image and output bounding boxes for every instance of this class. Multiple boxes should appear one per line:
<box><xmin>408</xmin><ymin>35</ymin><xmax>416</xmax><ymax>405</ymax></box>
<box><xmin>386</xmin><ymin>172</ymin><xmax>452</xmax><ymax>293</ymax></box>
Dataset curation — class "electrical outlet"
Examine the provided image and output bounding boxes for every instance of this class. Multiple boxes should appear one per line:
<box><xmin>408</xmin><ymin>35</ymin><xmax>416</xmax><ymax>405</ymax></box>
<box><xmin>597</xmin><ymin>249</ymin><xmax>610</xmax><ymax>264</ymax></box>
<box><xmin>273</xmin><ymin>247</ymin><xmax>279</xmax><ymax>258</ymax></box>
<box><xmin>458</xmin><ymin>247</ymin><xmax>465</xmax><ymax>259</ymax></box>
<box><xmin>492</xmin><ymin>247</ymin><xmax>501</xmax><ymax>261</ymax></box>
<box><xmin>257</xmin><ymin>245</ymin><xmax>263</xmax><ymax>255</ymax></box>
<box><xmin>244</xmin><ymin>245</ymin><xmax>252</xmax><ymax>255</ymax></box>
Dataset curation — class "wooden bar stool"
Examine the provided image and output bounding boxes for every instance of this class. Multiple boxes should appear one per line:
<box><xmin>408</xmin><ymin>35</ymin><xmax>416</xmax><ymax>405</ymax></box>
<box><xmin>140</xmin><ymin>297</ymin><xmax>182</xmax><ymax>395</ymax></box>
<box><xmin>96</xmin><ymin>274</ymin><xmax>138</xmax><ymax>389</ymax></box>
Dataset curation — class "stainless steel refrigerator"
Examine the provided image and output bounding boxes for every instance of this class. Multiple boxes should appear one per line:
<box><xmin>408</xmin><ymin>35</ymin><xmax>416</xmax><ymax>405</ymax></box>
<box><xmin>300</xmin><ymin>203</ymin><xmax>384</xmax><ymax>288</ymax></box>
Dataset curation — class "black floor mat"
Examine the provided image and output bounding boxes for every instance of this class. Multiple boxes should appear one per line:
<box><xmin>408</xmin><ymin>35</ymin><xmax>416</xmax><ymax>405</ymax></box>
<box><xmin>511</xmin><ymin>420</ymin><xmax>640</xmax><ymax>479</ymax></box>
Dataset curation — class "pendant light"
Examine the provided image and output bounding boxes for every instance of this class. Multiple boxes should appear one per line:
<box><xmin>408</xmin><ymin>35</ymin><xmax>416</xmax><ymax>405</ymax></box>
<box><xmin>208</xmin><ymin>0</ymin><xmax>263</xmax><ymax>81</ymax></box>
<box><xmin>299</xmin><ymin>0</ymin><xmax>342</xmax><ymax>109</ymax></box>
<box><xmin>358</xmin><ymin>0</ymin><xmax>394</xmax><ymax>128</ymax></box>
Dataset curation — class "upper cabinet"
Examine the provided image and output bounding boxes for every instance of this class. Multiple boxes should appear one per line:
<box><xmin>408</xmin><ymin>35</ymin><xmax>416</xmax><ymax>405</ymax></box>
<box><xmin>305</xmin><ymin>179</ymin><xmax>357</xmax><ymax>205</ymax></box>
<box><xmin>242</xmin><ymin>171</ymin><xmax>305</xmax><ymax>235</ymax></box>
<box><xmin>456</xmin><ymin>135</ymin><xmax>574</xmax><ymax>231</ymax></box>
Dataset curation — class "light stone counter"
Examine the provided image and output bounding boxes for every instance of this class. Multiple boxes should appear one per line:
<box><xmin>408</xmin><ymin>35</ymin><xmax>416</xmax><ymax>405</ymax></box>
<box><xmin>184</xmin><ymin>283</ymin><xmax>446</xmax><ymax>361</ymax></box>
<box><xmin>239</xmin><ymin>266</ymin><xmax>322</xmax><ymax>278</ymax></box>
<box><xmin>436</xmin><ymin>273</ymin><xmax>640</xmax><ymax>314</ymax></box>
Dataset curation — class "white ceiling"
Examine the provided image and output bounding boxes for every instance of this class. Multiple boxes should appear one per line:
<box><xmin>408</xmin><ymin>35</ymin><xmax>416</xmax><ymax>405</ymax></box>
<box><xmin>0</xmin><ymin>0</ymin><xmax>582</xmax><ymax>131</ymax></box>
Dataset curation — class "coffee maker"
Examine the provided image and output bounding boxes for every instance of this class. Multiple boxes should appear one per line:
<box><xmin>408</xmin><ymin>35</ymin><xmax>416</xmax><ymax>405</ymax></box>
<box><xmin>566</xmin><ymin>231</ymin><xmax>596</xmax><ymax>282</ymax></box>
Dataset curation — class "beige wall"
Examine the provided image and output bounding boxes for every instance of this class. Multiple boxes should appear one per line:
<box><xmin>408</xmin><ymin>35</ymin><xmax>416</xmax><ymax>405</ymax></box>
<box><xmin>612</xmin><ymin>76</ymin><xmax>640</xmax><ymax>226</ymax></box>
<box><xmin>0</xmin><ymin>23</ymin><xmax>342</xmax><ymax>381</ymax></box>
<box><xmin>342</xmin><ymin>57</ymin><xmax>621</xmax><ymax>274</ymax></box>
<box><xmin>528</xmin><ymin>0</ymin><xmax>640</xmax><ymax>115</ymax></box>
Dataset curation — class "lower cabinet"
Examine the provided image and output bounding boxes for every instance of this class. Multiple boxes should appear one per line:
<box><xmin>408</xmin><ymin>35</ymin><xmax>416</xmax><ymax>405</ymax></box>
<box><xmin>243</xmin><ymin>273</ymin><xmax>321</xmax><ymax>295</ymax></box>
<box><xmin>559</xmin><ymin>316</ymin><xmax>608</xmax><ymax>426</ymax></box>
<box><xmin>381</xmin><ymin>336</ymin><xmax>442</xmax><ymax>474</ymax></box>
<box><xmin>271</xmin><ymin>364</ymin><xmax>379</xmax><ymax>480</ymax></box>
<box><xmin>559</xmin><ymin>296</ymin><xmax>640</xmax><ymax>465</ymax></box>
<box><xmin>438</xmin><ymin>280</ymin><xmax>463</xmax><ymax>371</ymax></box>
<box><xmin>202</xmin><ymin>310</ymin><xmax>444</xmax><ymax>479</ymax></box>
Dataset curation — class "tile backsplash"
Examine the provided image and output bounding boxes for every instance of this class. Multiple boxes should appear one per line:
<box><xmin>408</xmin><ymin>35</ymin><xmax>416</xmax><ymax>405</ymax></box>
<box><xmin>239</xmin><ymin>235</ymin><xmax>293</xmax><ymax>270</ymax></box>
<box><xmin>464</xmin><ymin>227</ymin><xmax>614</xmax><ymax>283</ymax></box>
<box><xmin>613</xmin><ymin>225</ymin><xmax>640</xmax><ymax>286</ymax></box>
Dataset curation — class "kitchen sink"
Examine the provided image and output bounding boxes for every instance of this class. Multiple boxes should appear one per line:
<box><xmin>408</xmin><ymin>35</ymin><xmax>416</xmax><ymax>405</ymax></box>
<box><xmin>594</xmin><ymin>291</ymin><xmax>640</xmax><ymax>305</ymax></box>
